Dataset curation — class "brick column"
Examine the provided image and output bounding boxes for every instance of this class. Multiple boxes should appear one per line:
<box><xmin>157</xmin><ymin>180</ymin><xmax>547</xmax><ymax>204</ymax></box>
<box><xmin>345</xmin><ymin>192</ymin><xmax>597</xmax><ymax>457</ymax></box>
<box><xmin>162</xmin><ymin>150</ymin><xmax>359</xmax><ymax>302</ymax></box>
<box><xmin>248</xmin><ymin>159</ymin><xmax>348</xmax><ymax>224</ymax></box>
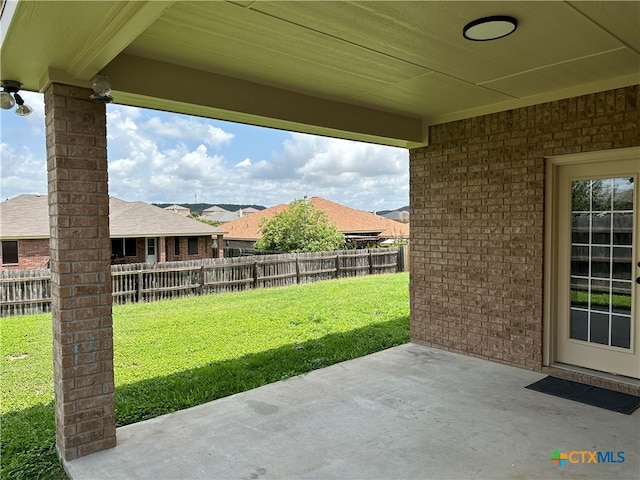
<box><xmin>217</xmin><ymin>235</ymin><xmax>224</xmax><ymax>258</ymax></box>
<box><xmin>45</xmin><ymin>83</ymin><xmax>116</xmax><ymax>460</ymax></box>
<box><xmin>158</xmin><ymin>237</ymin><xmax>167</xmax><ymax>262</ymax></box>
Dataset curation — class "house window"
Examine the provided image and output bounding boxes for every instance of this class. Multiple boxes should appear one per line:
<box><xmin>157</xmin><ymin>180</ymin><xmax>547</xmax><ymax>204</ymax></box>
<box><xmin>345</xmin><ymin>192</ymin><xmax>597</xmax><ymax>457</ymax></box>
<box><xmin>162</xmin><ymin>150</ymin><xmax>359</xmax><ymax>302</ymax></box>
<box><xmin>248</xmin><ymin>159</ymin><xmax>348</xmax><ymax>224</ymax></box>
<box><xmin>174</xmin><ymin>237</ymin><xmax>181</xmax><ymax>256</ymax></box>
<box><xmin>111</xmin><ymin>238</ymin><xmax>137</xmax><ymax>258</ymax></box>
<box><xmin>1</xmin><ymin>240</ymin><xmax>18</xmax><ymax>265</ymax></box>
<box><xmin>188</xmin><ymin>236</ymin><xmax>199</xmax><ymax>255</ymax></box>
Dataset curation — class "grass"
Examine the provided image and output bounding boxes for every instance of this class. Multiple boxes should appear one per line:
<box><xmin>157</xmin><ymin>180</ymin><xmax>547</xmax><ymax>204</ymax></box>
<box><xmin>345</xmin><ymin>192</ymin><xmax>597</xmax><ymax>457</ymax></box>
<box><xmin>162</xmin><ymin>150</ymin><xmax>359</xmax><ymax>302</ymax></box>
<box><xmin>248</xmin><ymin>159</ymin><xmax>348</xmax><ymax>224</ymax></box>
<box><xmin>570</xmin><ymin>290</ymin><xmax>632</xmax><ymax>309</ymax></box>
<box><xmin>1</xmin><ymin>273</ymin><xmax>409</xmax><ymax>480</ymax></box>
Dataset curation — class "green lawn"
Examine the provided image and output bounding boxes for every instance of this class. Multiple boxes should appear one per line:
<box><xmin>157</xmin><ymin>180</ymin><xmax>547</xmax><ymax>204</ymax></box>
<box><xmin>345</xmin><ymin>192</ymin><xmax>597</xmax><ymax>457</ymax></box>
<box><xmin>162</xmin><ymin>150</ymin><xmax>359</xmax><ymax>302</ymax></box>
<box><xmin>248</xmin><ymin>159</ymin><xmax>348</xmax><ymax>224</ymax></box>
<box><xmin>570</xmin><ymin>290</ymin><xmax>632</xmax><ymax>309</ymax></box>
<box><xmin>1</xmin><ymin>273</ymin><xmax>409</xmax><ymax>480</ymax></box>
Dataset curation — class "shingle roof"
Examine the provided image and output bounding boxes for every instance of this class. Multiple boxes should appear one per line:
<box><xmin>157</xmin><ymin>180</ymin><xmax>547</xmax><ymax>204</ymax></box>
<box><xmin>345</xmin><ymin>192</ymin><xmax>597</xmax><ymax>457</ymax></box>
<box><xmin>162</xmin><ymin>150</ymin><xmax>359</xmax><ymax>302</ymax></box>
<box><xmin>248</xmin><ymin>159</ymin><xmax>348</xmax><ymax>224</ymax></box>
<box><xmin>202</xmin><ymin>205</ymin><xmax>228</xmax><ymax>214</ymax></box>
<box><xmin>223</xmin><ymin>197</ymin><xmax>408</xmax><ymax>241</ymax></box>
<box><xmin>201</xmin><ymin>211</ymin><xmax>242</xmax><ymax>223</ymax></box>
<box><xmin>200</xmin><ymin>208</ymin><xmax>260</xmax><ymax>224</ymax></box>
<box><xmin>0</xmin><ymin>195</ymin><xmax>226</xmax><ymax>239</ymax></box>
<box><xmin>0</xmin><ymin>194</ymin><xmax>50</xmax><ymax>239</ymax></box>
<box><xmin>382</xmin><ymin>210</ymin><xmax>409</xmax><ymax>222</ymax></box>
<box><xmin>163</xmin><ymin>204</ymin><xmax>191</xmax><ymax>216</ymax></box>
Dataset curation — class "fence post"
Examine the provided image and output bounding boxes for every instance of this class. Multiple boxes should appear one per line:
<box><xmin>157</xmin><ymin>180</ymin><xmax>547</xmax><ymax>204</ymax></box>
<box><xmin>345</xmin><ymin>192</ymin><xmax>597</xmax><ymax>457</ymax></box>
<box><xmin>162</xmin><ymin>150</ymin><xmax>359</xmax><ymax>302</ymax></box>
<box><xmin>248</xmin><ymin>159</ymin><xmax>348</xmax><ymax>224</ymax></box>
<box><xmin>398</xmin><ymin>244</ymin><xmax>409</xmax><ymax>272</ymax></box>
<box><xmin>335</xmin><ymin>253</ymin><xmax>340</xmax><ymax>279</ymax></box>
<box><xmin>369</xmin><ymin>250</ymin><xmax>374</xmax><ymax>275</ymax></box>
<box><xmin>253</xmin><ymin>261</ymin><xmax>259</xmax><ymax>289</ymax></box>
<box><xmin>295</xmin><ymin>256</ymin><xmax>300</xmax><ymax>284</ymax></box>
<box><xmin>199</xmin><ymin>265</ymin><xmax>205</xmax><ymax>294</ymax></box>
<box><xmin>137</xmin><ymin>270</ymin><xmax>143</xmax><ymax>302</ymax></box>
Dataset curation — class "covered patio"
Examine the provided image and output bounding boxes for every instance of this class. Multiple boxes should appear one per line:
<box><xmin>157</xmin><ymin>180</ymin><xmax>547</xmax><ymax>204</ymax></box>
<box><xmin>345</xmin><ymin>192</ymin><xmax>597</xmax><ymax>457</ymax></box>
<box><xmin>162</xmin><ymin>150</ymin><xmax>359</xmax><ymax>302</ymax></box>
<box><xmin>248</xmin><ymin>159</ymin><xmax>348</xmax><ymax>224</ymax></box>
<box><xmin>65</xmin><ymin>343</ymin><xmax>639</xmax><ymax>479</ymax></box>
<box><xmin>1</xmin><ymin>0</ymin><xmax>638</xmax><ymax>467</ymax></box>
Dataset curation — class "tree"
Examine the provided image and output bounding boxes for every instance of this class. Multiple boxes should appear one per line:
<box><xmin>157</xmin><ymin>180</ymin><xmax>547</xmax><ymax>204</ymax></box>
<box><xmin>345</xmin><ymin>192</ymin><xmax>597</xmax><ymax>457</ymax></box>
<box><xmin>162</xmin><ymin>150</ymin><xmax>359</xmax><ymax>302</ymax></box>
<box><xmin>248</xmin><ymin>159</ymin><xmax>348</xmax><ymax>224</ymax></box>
<box><xmin>255</xmin><ymin>199</ymin><xmax>345</xmax><ymax>252</ymax></box>
<box><xmin>572</xmin><ymin>179</ymin><xmax>605</xmax><ymax>211</ymax></box>
<box><xmin>196</xmin><ymin>217</ymin><xmax>222</xmax><ymax>228</ymax></box>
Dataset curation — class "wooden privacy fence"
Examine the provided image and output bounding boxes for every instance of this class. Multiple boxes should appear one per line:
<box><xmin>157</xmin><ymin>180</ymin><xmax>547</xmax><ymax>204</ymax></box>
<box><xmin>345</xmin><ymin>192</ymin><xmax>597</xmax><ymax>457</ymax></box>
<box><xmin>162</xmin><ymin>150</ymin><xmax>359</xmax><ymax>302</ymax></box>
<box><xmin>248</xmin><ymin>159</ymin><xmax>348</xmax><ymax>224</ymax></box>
<box><xmin>0</xmin><ymin>269</ymin><xmax>52</xmax><ymax>317</ymax></box>
<box><xmin>1</xmin><ymin>248</ymin><xmax>402</xmax><ymax>317</ymax></box>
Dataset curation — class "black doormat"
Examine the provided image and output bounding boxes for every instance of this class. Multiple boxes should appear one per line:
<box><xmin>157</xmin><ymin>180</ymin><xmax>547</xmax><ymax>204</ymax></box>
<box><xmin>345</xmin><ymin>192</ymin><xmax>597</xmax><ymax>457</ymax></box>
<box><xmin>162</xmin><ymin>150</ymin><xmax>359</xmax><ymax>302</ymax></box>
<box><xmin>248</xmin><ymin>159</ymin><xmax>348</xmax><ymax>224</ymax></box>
<box><xmin>525</xmin><ymin>376</ymin><xmax>640</xmax><ymax>414</ymax></box>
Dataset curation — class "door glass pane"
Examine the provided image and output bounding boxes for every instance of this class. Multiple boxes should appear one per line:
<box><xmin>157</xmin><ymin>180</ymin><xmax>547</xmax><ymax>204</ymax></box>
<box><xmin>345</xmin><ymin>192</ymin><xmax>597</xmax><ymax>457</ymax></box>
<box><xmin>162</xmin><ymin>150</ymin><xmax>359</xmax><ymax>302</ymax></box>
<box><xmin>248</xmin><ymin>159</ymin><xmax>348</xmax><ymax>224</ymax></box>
<box><xmin>570</xmin><ymin>309</ymin><xmax>588</xmax><ymax>341</ymax></box>
<box><xmin>611</xmin><ymin>316</ymin><xmax>631</xmax><ymax>349</ymax></box>
<box><xmin>571</xmin><ymin>181</ymin><xmax>591</xmax><ymax>211</ymax></box>
<box><xmin>591</xmin><ymin>179</ymin><xmax>612</xmax><ymax>211</ymax></box>
<box><xmin>590</xmin><ymin>247</ymin><xmax>610</xmax><ymax>278</ymax></box>
<box><xmin>569</xmin><ymin>177</ymin><xmax>633</xmax><ymax>349</ymax></box>
<box><xmin>612</xmin><ymin>281</ymin><xmax>632</xmax><ymax>315</ymax></box>
<box><xmin>571</xmin><ymin>213</ymin><xmax>589</xmax><ymax>243</ymax></box>
<box><xmin>613</xmin><ymin>247</ymin><xmax>632</xmax><ymax>280</ymax></box>
<box><xmin>613</xmin><ymin>213</ymin><xmax>633</xmax><ymax>245</ymax></box>
<box><xmin>590</xmin><ymin>312</ymin><xmax>610</xmax><ymax>345</ymax></box>
<box><xmin>613</xmin><ymin>178</ymin><xmax>634</xmax><ymax>210</ymax></box>
<box><xmin>591</xmin><ymin>213</ymin><xmax>611</xmax><ymax>244</ymax></box>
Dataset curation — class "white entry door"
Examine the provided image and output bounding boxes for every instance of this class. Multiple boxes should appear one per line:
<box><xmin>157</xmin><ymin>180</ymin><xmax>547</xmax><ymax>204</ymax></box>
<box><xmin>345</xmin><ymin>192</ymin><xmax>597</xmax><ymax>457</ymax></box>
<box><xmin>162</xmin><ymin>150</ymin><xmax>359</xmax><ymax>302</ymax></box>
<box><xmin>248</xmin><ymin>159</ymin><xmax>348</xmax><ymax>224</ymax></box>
<box><xmin>146</xmin><ymin>238</ymin><xmax>157</xmax><ymax>264</ymax></box>
<box><xmin>555</xmin><ymin>156</ymin><xmax>639</xmax><ymax>379</ymax></box>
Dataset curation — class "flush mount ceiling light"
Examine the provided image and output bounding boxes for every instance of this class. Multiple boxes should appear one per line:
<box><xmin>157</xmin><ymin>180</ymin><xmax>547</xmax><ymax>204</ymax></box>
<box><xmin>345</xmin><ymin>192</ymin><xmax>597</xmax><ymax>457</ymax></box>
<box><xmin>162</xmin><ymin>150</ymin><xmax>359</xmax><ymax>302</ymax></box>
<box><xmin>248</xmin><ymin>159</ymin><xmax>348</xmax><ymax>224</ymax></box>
<box><xmin>90</xmin><ymin>75</ymin><xmax>113</xmax><ymax>103</ymax></box>
<box><xmin>463</xmin><ymin>15</ymin><xmax>518</xmax><ymax>41</ymax></box>
<box><xmin>1</xmin><ymin>80</ymin><xmax>32</xmax><ymax>116</ymax></box>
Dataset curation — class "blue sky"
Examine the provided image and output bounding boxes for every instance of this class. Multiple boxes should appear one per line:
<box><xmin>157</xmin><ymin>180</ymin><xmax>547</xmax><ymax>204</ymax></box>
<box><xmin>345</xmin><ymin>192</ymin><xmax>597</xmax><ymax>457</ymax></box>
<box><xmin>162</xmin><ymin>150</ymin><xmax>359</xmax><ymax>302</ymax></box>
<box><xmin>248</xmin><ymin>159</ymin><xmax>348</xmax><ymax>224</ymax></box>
<box><xmin>0</xmin><ymin>92</ymin><xmax>408</xmax><ymax>210</ymax></box>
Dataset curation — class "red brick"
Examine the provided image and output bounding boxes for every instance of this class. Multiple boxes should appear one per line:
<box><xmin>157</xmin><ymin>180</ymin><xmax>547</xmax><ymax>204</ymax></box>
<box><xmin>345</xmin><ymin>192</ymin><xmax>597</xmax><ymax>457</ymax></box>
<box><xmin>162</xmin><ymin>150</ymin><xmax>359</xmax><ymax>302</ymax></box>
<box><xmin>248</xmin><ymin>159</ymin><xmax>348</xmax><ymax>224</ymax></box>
<box><xmin>45</xmin><ymin>83</ymin><xmax>116</xmax><ymax>461</ymax></box>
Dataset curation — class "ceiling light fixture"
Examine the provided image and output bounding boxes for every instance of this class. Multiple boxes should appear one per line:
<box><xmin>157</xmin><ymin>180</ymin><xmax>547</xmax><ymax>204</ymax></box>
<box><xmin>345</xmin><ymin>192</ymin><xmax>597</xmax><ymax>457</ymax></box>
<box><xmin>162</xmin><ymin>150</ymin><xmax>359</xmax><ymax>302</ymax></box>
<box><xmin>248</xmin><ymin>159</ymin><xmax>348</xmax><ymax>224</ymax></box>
<box><xmin>0</xmin><ymin>80</ymin><xmax>32</xmax><ymax>116</ymax></box>
<box><xmin>463</xmin><ymin>15</ymin><xmax>518</xmax><ymax>41</ymax></box>
<box><xmin>90</xmin><ymin>75</ymin><xmax>114</xmax><ymax>103</ymax></box>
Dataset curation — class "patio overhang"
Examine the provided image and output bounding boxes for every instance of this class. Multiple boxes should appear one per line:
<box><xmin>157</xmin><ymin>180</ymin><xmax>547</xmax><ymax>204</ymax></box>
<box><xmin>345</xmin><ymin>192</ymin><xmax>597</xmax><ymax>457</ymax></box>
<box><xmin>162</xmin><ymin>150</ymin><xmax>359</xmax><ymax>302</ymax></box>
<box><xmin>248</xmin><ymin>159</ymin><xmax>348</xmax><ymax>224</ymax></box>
<box><xmin>2</xmin><ymin>0</ymin><xmax>639</xmax><ymax>463</ymax></box>
<box><xmin>3</xmin><ymin>1</ymin><xmax>639</xmax><ymax>148</ymax></box>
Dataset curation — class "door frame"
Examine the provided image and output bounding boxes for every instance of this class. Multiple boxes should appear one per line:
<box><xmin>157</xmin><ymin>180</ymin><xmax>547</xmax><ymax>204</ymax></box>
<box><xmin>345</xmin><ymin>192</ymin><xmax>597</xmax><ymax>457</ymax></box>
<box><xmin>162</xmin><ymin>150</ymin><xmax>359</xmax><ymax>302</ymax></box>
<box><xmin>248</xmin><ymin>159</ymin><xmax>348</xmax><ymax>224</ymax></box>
<box><xmin>544</xmin><ymin>146</ymin><xmax>640</xmax><ymax>371</ymax></box>
<box><xmin>145</xmin><ymin>237</ymin><xmax>157</xmax><ymax>264</ymax></box>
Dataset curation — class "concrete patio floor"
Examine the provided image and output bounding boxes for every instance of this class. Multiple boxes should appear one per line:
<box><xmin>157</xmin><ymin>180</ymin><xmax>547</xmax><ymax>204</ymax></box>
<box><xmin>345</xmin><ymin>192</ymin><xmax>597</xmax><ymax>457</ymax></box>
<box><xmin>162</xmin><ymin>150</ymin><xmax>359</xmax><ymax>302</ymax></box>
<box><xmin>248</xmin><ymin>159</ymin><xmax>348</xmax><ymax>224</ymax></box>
<box><xmin>65</xmin><ymin>343</ymin><xmax>639</xmax><ymax>480</ymax></box>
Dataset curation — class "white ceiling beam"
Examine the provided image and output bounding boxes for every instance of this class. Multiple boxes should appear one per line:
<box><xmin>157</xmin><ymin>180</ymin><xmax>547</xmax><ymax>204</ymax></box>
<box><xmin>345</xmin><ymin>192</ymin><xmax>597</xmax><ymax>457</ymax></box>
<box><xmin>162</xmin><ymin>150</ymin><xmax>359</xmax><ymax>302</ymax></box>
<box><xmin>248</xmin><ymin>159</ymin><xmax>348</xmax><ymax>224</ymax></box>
<box><xmin>66</xmin><ymin>1</ymin><xmax>174</xmax><ymax>80</ymax></box>
<box><xmin>0</xmin><ymin>0</ymin><xmax>19</xmax><ymax>50</ymax></box>
<box><xmin>103</xmin><ymin>54</ymin><xmax>426</xmax><ymax>148</ymax></box>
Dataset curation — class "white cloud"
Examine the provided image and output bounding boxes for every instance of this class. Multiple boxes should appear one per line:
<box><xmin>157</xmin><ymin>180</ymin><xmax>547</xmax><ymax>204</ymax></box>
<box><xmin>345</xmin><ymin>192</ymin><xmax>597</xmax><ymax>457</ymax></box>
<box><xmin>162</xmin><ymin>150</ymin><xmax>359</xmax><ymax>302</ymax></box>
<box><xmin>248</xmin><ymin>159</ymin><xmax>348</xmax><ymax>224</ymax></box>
<box><xmin>177</xmin><ymin>144</ymin><xmax>224</xmax><ymax>181</ymax></box>
<box><xmin>110</xmin><ymin>104</ymin><xmax>142</xmax><ymax>120</ymax></box>
<box><xmin>295</xmin><ymin>134</ymin><xmax>406</xmax><ymax>177</ymax></box>
<box><xmin>0</xmin><ymin>143</ymin><xmax>47</xmax><ymax>198</ymax></box>
<box><xmin>1</xmin><ymin>102</ymin><xmax>408</xmax><ymax>210</ymax></box>
<box><xmin>143</xmin><ymin>116</ymin><xmax>234</xmax><ymax>149</ymax></box>
<box><xmin>20</xmin><ymin>92</ymin><xmax>45</xmax><ymax>121</ymax></box>
<box><xmin>103</xmin><ymin>117</ymin><xmax>408</xmax><ymax>208</ymax></box>
<box><xmin>237</xmin><ymin>132</ymin><xmax>408</xmax><ymax>208</ymax></box>
<box><xmin>235</xmin><ymin>158</ymin><xmax>252</xmax><ymax>168</ymax></box>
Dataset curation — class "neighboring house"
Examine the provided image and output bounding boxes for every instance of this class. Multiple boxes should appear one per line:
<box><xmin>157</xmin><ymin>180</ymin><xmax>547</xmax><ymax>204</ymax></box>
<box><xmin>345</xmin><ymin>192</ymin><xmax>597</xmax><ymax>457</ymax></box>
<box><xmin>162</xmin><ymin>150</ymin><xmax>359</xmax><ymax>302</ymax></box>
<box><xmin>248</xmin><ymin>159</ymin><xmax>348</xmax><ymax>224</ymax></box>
<box><xmin>202</xmin><ymin>205</ymin><xmax>227</xmax><ymax>215</ymax></box>
<box><xmin>201</xmin><ymin>206</ymin><xmax>259</xmax><ymax>224</ymax></box>
<box><xmin>163</xmin><ymin>204</ymin><xmax>192</xmax><ymax>217</ymax></box>
<box><xmin>0</xmin><ymin>195</ymin><xmax>227</xmax><ymax>270</ymax></box>
<box><xmin>223</xmin><ymin>197</ymin><xmax>409</xmax><ymax>249</ymax></box>
<box><xmin>381</xmin><ymin>210</ymin><xmax>409</xmax><ymax>224</ymax></box>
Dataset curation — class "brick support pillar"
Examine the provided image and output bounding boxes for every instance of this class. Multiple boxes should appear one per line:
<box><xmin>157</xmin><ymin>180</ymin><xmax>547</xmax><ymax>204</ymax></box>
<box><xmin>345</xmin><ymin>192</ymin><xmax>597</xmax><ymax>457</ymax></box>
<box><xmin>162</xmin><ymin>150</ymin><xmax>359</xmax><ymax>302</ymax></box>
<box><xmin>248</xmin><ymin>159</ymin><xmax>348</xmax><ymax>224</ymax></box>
<box><xmin>158</xmin><ymin>237</ymin><xmax>167</xmax><ymax>262</ymax></box>
<box><xmin>45</xmin><ymin>83</ymin><xmax>116</xmax><ymax>461</ymax></box>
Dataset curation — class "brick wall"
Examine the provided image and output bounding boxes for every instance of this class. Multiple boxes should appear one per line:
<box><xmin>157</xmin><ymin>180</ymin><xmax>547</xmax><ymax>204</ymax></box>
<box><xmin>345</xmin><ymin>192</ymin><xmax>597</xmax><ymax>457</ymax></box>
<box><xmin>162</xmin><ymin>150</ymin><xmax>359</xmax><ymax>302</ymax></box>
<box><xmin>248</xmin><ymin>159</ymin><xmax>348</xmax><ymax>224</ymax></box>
<box><xmin>410</xmin><ymin>86</ymin><xmax>639</xmax><ymax>390</ymax></box>
<box><xmin>2</xmin><ymin>236</ymin><xmax>218</xmax><ymax>269</ymax></box>
<box><xmin>45</xmin><ymin>83</ymin><xmax>116</xmax><ymax>460</ymax></box>
<box><xmin>165</xmin><ymin>236</ymin><xmax>214</xmax><ymax>262</ymax></box>
<box><xmin>0</xmin><ymin>239</ymin><xmax>50</xmax><ymax>269</ymax></box>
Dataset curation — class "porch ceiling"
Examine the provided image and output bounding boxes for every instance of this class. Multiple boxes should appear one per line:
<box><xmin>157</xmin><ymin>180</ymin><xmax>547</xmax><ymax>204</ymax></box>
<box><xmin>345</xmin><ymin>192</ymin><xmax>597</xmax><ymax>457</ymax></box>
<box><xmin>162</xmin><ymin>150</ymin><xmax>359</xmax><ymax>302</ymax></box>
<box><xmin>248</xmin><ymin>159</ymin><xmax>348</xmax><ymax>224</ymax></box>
<box><xmin>1</xmin><ymin>1</ymin><xmax>639</xmax><ymax>147</ymax></box>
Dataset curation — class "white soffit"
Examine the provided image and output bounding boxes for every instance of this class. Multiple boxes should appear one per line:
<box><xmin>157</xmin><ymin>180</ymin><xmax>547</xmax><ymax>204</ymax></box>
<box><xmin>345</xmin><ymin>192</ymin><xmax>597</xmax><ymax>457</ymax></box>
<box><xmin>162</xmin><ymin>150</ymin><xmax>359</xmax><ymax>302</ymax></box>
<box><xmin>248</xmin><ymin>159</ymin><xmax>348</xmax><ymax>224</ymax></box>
<box><xmin>125</xmin><ymin>1</ymin><xmax>432</xmax><ymax>100</ymax></box>
<box><xmin>1</xmin><ymin>1</ymin><xmax>639</xmax><ymax>147</ymax></box>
